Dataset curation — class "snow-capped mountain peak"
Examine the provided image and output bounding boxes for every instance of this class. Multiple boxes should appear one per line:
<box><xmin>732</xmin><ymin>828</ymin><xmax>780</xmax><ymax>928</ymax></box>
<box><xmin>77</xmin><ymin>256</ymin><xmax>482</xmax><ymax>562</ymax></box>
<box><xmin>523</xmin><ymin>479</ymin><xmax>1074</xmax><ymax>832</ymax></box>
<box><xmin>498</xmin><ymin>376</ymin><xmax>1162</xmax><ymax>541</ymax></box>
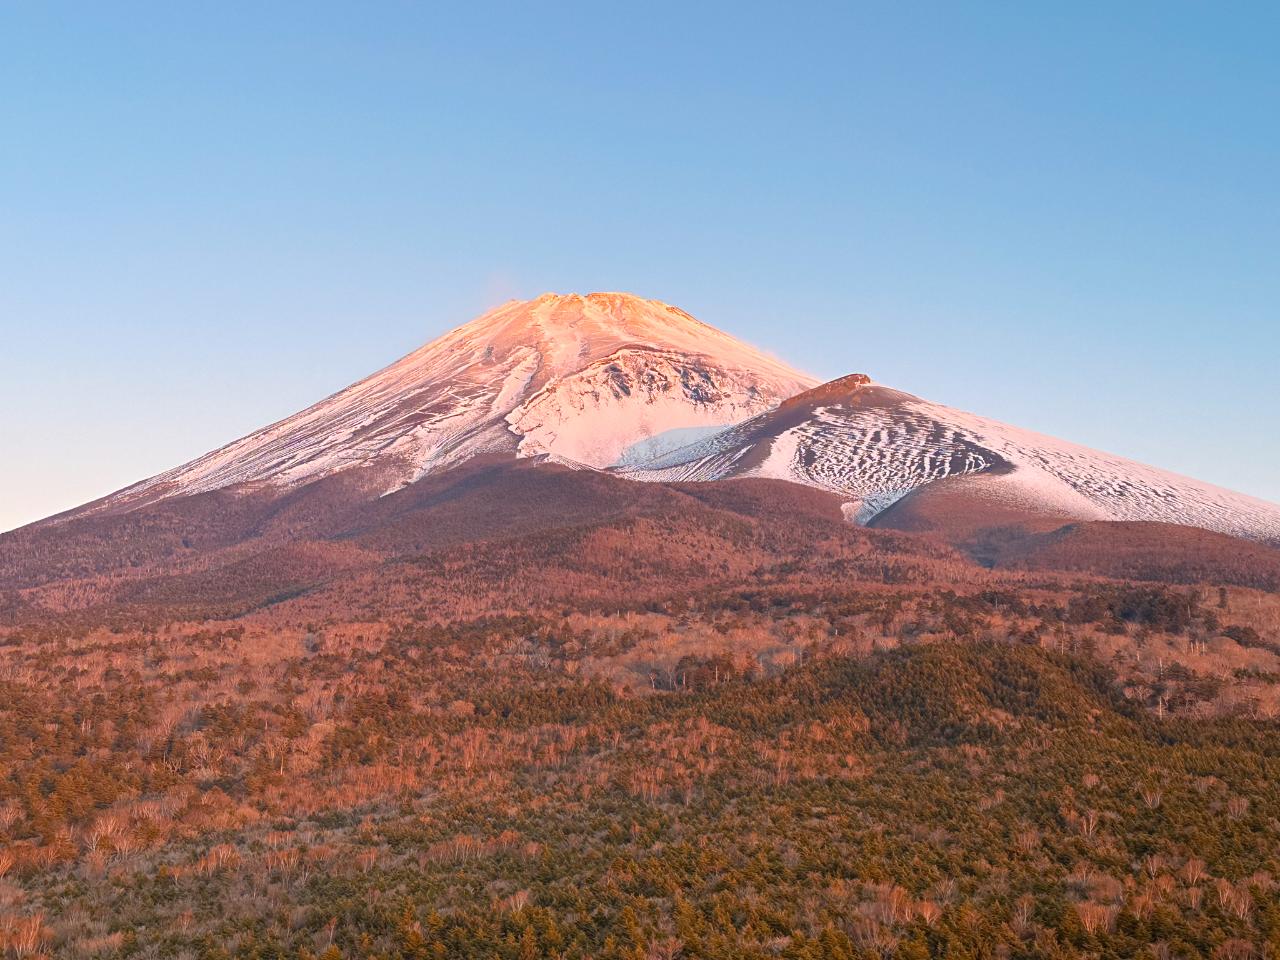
<box><xmin>91</xmin><ymin>293</ymin><xmax>817</xmax><ymax>512</ymax></box>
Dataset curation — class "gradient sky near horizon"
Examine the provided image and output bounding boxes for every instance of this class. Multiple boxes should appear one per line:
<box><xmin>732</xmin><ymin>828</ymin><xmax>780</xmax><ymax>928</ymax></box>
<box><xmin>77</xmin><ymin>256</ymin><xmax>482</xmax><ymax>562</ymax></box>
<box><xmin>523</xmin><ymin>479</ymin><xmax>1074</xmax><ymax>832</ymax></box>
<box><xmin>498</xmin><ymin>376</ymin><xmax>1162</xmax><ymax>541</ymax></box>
<box><xmin>2</xmin><ymin>2</ymin><xmax>1278</xmax><ymax>532</ymax></box>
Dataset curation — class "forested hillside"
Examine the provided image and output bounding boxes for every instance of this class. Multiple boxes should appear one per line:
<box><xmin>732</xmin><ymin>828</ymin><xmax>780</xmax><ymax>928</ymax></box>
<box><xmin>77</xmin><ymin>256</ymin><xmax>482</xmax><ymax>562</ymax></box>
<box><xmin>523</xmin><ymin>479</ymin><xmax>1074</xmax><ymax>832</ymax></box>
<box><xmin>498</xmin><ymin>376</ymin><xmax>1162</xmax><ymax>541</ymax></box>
<box><xmin>2</xmin><ymin>466</ymin><xmax>1279</xmax><ymax>959</ymax></box>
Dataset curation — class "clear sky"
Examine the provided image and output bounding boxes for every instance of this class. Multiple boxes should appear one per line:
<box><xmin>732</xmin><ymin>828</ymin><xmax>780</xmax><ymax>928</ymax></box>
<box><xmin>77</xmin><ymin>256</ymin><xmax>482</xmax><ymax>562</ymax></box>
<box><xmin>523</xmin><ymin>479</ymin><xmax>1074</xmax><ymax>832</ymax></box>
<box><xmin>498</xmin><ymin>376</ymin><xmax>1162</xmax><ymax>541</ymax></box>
<box><xmin>2</xmin><ymin>2</ymin><xmax>1278</xmax><ymax>532</ymax></box>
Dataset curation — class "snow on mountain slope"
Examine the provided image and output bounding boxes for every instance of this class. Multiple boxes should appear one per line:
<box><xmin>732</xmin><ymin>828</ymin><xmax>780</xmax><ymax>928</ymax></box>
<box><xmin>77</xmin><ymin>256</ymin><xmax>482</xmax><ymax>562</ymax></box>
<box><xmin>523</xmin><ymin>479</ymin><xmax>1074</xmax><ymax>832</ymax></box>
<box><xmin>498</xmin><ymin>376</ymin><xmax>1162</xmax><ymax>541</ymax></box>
<box><xmin>626</xmin><ymin>374</ymin><xmax>1280</xmax><ymax>542</ymax></box>
<box><xmin>507</xmin><ymin>347</ymin><xmax>799</xmax><ymax>468</ymax></box>
<box><xmin>89</xmin><ymin>293</ymin><xmax>816</xmax><ymax>514</ymax></box>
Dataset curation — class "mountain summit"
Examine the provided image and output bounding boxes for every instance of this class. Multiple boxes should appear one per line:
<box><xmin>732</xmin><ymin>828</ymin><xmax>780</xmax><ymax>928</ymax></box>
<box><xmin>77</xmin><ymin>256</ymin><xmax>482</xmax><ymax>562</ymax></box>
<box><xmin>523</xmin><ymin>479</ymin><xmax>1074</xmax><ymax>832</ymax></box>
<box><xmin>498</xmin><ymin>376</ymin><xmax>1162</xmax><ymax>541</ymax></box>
<box><xmin>94</xmin><ymin>293</ymin><xmax>816</xmax><ymax>513</ymax></box>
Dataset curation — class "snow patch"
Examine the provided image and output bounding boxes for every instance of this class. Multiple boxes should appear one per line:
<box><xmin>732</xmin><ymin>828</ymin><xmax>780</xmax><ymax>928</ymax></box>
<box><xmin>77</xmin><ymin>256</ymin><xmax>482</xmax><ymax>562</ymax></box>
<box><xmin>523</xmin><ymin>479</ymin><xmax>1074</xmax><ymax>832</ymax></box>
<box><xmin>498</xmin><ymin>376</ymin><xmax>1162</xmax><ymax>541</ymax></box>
<box><xmin>615</xmin><ymin>425</ymin><xmax>731</xmax><ymax>468</ymax></box>
<box><xmin>506</xmin><ymin>348</ymin><xmax>803</xmax><ymax>469</ymax></box>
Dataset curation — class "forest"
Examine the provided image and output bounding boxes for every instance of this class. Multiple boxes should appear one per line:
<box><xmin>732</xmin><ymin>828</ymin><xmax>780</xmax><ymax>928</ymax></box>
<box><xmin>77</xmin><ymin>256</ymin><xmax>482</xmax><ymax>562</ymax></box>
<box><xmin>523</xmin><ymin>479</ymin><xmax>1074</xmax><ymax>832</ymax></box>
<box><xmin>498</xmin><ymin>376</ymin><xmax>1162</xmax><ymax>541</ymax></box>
<box><xmin>1</xmin><ymin>468</ymin><xmax>1279</xmax><ymax>959</ymax></box>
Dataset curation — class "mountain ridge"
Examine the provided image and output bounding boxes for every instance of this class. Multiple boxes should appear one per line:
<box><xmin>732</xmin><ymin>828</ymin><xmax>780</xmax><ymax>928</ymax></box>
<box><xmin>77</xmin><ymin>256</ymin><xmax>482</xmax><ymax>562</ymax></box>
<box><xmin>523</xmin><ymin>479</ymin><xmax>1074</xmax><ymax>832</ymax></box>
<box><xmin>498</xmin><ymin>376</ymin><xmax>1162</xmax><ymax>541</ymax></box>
<box><xmin>627</xmin><ymin>371</ymin><xmax>1280</xmax><ymax>542</ymax></box>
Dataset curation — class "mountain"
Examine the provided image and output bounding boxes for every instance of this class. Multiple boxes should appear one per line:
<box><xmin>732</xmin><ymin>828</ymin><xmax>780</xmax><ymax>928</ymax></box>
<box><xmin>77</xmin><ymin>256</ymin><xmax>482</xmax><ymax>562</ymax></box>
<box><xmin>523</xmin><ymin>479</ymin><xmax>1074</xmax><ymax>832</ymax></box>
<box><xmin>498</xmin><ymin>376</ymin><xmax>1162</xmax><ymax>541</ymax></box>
<box><xmin>83</xmin><ymin>292</ymin><xmax>816</xmax><ymax>517</ymax></box>
<box><xmin>22</xmin><ymin>291</ymin><xmax>1280</xmax><ymax>549</ymax></box>
<box><xmin>626</xmin><ymin>373</ymin><xmax>1280</xmax><ymax>543</ymax></box>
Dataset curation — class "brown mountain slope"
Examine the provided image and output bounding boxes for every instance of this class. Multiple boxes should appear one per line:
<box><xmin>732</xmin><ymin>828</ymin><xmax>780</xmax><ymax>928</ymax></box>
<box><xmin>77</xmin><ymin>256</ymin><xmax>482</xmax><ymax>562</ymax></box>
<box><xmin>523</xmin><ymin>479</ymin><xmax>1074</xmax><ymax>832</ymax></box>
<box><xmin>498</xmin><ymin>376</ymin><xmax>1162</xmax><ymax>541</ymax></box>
<box><xmin>0</xmin><ymin>462</ymin><xmax>972</xmax><ymax>624</ymax></box>
<box><xmin>870</xmin><ymin>472</ymin><xmax>1280</xmax><ymax>590</ymax></box>
<box><xmin>988</xmin><ymin>520</ymin><xmax>1280</xmax><ymax>592</ymax></box>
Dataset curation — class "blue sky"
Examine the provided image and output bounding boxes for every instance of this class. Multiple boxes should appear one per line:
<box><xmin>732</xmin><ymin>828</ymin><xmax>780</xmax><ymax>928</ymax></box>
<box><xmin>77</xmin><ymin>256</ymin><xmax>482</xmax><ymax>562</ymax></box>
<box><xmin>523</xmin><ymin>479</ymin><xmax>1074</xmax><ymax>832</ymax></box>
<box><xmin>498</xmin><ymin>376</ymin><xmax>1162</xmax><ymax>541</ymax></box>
<box><xmin>2</xmin><ymin>2</ymin><xmax>1277</xmax><ymax>531</ymax></box>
